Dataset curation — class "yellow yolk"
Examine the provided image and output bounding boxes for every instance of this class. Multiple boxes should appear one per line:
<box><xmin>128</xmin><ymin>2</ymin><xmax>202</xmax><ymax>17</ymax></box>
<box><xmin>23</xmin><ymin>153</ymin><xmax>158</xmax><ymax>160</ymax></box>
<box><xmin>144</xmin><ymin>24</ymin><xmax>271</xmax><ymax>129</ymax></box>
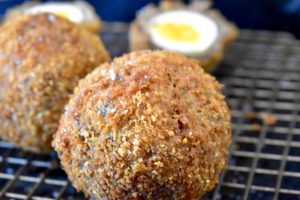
<box><xmin>54</xmin><ymin>11</ymin><xmax>70</xmax><ymax>20</ymax></box>
<box><xmin>153</xmin><ymin>22</ymin><xmax>200</xmax><ymax>43</ymax></box>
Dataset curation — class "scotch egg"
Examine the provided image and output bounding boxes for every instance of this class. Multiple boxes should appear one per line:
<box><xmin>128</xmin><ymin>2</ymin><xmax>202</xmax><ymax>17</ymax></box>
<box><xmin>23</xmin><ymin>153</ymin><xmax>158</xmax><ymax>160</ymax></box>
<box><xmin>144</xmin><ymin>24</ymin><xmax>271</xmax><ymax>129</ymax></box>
<box><xmin>147</xmin><ymin>10</ymin><xmax>218</xmax><ymax>57</ymax></box>
<box><xmin>129</xmin><ymin>0</ymin><xmax>238</xmax><ymax>72</ymax></box>
<box><xmin>4</xmin><ymin>1</ymin><xmax>101</xmax><ymax>32</ymax></box>
<box><xmin>26</xmin><ymin>3</ymin><xmax>84</xmax><ymax>23</ymax></box>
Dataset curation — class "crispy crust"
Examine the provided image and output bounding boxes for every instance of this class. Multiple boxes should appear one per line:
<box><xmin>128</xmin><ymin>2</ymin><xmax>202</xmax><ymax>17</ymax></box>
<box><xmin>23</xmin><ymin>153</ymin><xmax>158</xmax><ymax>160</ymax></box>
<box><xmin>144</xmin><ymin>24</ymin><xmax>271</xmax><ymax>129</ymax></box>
<box><xmin>0</xmin><ymin>13</ymin><xmax>110</xmax><ymax>153</ymax></box>
<box><xmin>53</xmin><ymin>50</ymin><xmax>231</xmax><ymax>199</ymax></box>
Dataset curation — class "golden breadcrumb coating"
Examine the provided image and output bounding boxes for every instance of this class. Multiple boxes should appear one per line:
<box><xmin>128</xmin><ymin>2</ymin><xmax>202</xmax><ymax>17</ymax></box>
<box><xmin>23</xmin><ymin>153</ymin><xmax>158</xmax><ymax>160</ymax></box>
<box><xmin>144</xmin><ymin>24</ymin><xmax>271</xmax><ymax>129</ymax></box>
<box><xmin>53</xmin><ymin>50</ymin><xmax>231</xmax><ymax>199</ymax></box>
<box><xmin>0</xmin><ymin>13</ymin><xmax>110</xmax><ymax>153</ymax></box>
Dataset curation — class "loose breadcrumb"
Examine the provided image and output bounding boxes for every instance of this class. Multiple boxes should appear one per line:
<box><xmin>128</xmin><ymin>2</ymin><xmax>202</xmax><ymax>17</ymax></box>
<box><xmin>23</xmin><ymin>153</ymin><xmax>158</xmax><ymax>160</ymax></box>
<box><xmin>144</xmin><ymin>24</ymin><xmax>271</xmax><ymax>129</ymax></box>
<box><xmin>249</xmin><ymin>124</ymin><xmax>262</xmax><ymax>132</ymax></box>
<box><xmin>245</xmin><ymin>112</ymin><xmax>277</xmax><ymax>126</ymax></box>
<box><xmin>260</xmin><ymin>113</ymin><xmax>277</xmax><ymax>126</ymax></box>
<box><xmin>244</xmin><ymin>112</ymin><xmax>257</xmax><ymax>120</ymax></box>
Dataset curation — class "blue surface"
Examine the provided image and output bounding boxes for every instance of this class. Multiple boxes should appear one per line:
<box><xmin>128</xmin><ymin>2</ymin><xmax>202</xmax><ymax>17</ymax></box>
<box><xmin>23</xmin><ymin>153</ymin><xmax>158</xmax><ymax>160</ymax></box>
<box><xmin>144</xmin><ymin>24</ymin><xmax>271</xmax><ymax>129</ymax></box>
<box><xmin>214</xmin><ymin>0</ymin><xmax>300</xmax><ymax>37</ymax></box>
<box><xmin>2</xmin><ymin>0</ymin><xmax>300</xmax><ymax>36</ymax></box>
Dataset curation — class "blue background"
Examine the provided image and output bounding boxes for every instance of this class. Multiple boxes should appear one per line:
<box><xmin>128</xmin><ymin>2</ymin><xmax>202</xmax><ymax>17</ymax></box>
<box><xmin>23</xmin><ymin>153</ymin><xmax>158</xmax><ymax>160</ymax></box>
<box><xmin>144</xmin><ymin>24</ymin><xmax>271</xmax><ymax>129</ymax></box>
<box><xmin>1</xmin><ymin>0</ymin><xmax>300</xmax><ymax>37</ymax></box>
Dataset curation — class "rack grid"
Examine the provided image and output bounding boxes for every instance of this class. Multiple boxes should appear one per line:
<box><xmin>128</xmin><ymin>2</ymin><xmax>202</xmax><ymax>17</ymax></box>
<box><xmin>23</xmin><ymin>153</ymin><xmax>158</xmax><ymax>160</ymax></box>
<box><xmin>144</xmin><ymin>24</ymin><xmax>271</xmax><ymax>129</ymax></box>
<box><xmin>0</xmin><ymin>26</ymin><xmax>300</xmax><ymax>200</ymax></box>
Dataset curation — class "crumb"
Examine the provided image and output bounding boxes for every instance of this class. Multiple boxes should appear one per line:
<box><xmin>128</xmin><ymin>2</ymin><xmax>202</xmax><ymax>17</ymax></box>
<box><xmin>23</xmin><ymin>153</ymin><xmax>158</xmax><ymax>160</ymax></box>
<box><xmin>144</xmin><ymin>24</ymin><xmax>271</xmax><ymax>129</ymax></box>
<box><xmin>260</xmin><ymin>113</ymin><xmax>277</xmax><ymax>126</ymax></box>
<box><xmin>245</xmin><ymin>111</ymin><xmax>277</xmax><ymax>126</ymax></box>
<box><xmin>249</xmin><ymin>124</ymin><xmax>261</xmax><ymax>132</ymax></box>
<box><xmin>244</xmin><ymin>112</ymin><xmax>257</xmax><ymax>120</ymax></box>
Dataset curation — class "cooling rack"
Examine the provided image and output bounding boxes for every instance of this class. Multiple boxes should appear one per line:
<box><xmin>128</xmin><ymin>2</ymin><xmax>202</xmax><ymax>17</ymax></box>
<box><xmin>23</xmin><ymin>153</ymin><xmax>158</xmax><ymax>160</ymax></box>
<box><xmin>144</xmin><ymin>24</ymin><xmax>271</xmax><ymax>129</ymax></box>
<box><xmin>0</xmin><ymin>25</ymin><xmax>300</xmax><ymax>200</ymax></box>
<box><xmin>203</xmin><ymin>30</ymin><xmax>300</xmax><ymax>200</ymax></box>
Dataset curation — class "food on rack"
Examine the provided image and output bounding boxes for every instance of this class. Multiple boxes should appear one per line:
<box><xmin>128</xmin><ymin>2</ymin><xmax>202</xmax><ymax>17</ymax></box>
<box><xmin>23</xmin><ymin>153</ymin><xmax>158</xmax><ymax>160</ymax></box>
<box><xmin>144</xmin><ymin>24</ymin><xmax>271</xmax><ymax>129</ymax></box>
<box><xmin>4</xmin><ymin>1</ymin><xmax>102</xmax><ymax>33</ymax></box>
<box><xmin>53</xmin><ymin>51</ymin><xmax>231</xmax><ymax>199</ymax></box>
<box><xmin>129</xmin><ymin>0</ymin><xmax>238</xmax><ymax>72</ymax></box>
<box><xmin>245</xmin><ymin>112</ymin><xmax>277</xmax><ymax>126</ymax></box>
<box><xmin>260</xmin><ymin>113</ymin><xmax>277</xmax><ymax>126</ymax></box>
<box><xmin>249</xmin><ymin>124</ymin><xmax>262</xmax><ymax>132</ymax></box>
<box><xmin>244</xmin><ymin>111</ymin><xmax>258</xmax><ymax>120</ymax></box>
<box><xmin>0</xmin><ymin>13</ymin><xmax>110</xmax><ymax>153</ymax></box>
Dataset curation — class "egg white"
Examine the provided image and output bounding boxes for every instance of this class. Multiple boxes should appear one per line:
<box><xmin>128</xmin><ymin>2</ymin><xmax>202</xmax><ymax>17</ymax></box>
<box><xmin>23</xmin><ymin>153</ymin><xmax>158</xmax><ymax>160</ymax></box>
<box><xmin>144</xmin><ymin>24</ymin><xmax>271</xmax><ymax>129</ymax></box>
<box><xmin>26</xmin><ymin>3</ymin><xmax>84</xmax><ymax>23</ymax></box>
<box><xmin>147</xmin><ymin>10</ymin><xmax>218</xmax><ymax>55</ymax></box>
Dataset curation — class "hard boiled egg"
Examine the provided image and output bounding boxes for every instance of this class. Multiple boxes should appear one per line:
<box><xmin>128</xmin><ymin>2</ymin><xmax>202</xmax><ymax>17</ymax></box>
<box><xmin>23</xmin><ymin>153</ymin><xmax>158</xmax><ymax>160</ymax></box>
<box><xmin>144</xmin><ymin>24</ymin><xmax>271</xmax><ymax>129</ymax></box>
<box><xmin>26</xmin><ymin>3</ymin><xmax>85</xmax><ymax>23</ymax></box>
<box><xmin>147</xmin><ymin>10</ymin><xmax>218</xmax><ymax>57</ymax></box>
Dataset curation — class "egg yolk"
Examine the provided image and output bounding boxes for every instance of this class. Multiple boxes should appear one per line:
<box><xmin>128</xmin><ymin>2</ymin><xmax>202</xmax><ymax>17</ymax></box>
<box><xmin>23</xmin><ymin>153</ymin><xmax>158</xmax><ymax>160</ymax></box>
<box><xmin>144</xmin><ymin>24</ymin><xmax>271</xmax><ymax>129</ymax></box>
<box><xmin>153</xmin><ymin>22</ymin><xmax>200</xmax><ymax>42</ymax></box>
<box><xmin>54</xmin><ymin>11</ymin><xmax>70</xmax><ymax>20</ymax></box>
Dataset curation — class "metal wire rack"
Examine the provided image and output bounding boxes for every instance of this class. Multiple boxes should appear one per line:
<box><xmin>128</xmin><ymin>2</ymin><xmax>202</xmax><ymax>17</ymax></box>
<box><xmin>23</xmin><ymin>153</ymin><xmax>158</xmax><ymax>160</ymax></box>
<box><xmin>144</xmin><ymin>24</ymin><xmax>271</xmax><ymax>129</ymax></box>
<box><xmin>0</xmin><ymin>25</ymin><xmax>300</xmax><ymax>199</ymax></box>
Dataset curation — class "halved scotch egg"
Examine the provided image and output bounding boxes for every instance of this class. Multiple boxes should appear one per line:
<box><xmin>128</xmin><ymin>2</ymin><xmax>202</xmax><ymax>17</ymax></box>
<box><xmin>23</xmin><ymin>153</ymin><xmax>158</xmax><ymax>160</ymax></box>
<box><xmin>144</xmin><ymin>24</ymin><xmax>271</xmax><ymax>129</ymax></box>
<box><xmin>129</xmin><ymin>0</ymin><xmax>238</xmax><ymax>72</ymax></box>
<box><xmin>147</xmin><ymin>10</ymin><xmax>218</xmax><ymax>58</ymax></box>
<box><xmin>26</xmin><ymin>3</ymin><xmax>85</xmax><ymax>24</ymax></box>
<box><xmin>4</xmin><ymin>1</ymin><xmax>101</xmax><ymax>32</ymax></box>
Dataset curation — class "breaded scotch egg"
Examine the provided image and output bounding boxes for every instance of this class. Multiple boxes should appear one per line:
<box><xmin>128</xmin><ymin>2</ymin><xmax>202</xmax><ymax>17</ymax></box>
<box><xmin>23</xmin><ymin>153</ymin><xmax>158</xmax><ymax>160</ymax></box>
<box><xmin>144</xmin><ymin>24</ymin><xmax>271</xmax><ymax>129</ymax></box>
<box><xmin>0</xmin><ymin>13</ymin><xmax>109</xmax><ymax>153</ymax></box>
<box><xmin>53</xmin><ymin>51</ymin><xmax>231</xmax><ymax>199</ymax></box>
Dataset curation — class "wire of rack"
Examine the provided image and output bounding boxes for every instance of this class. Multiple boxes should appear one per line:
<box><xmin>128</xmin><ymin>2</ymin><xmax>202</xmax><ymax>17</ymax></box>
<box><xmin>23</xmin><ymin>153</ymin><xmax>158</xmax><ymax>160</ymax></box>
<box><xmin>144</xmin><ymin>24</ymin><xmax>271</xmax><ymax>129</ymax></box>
<box><xmin>0</xmin><ymin>26</ymin><xmax>299</xmax><ymax>200</ymax></box>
